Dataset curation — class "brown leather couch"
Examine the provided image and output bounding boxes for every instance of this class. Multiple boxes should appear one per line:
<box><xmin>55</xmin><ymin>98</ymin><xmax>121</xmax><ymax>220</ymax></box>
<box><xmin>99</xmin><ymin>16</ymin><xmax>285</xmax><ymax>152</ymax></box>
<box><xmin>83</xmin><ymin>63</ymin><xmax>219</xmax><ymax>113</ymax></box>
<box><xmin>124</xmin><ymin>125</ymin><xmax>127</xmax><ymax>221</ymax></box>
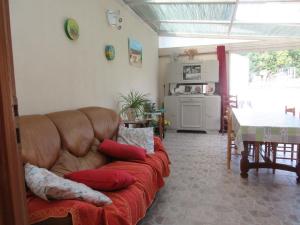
<box><xmin>21</xmin><ymin>106</ymin><xmax>161</xmax><ymax>225</ymax></box>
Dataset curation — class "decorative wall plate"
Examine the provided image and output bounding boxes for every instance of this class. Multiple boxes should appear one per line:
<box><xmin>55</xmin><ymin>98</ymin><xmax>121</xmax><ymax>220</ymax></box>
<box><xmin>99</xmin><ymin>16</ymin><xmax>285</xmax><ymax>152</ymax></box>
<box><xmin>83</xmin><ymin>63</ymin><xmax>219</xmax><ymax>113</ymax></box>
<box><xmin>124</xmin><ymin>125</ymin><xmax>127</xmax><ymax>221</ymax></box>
<box><xmin>64</xmin><ymin>18</ymin><xmax>79</xmax><ymax>40</ymax></box>
<box><xmin>105</xmin><ymin>45</ymin><xmax>115</xmax><ymax>61</ymax></box>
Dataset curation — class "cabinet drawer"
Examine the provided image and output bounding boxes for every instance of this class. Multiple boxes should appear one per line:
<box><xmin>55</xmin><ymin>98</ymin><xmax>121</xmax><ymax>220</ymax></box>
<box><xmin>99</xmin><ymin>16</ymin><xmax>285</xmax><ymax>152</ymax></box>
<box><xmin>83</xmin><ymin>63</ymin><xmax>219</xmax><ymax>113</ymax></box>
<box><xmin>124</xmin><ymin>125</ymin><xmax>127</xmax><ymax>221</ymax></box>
<box><xmin>179</xmin><ymin>97</ymin><xmax>203</xmax><ymax>102</ymax></box>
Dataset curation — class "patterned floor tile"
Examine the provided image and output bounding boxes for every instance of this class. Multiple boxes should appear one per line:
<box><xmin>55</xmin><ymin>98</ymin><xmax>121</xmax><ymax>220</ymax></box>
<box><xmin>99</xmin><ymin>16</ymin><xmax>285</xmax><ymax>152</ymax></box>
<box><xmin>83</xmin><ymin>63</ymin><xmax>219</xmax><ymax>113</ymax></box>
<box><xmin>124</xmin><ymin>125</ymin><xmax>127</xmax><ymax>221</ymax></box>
<box><xmin>138</xmin><ymin>132</ymin><xmax>300</xmax><ymax>225</ymax></box>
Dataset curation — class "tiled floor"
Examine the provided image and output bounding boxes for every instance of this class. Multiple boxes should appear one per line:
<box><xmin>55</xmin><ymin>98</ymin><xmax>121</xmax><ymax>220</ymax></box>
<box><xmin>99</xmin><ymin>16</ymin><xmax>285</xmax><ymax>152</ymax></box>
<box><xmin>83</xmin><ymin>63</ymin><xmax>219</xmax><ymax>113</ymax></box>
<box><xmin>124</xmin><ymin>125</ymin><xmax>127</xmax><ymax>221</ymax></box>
<box><xmin>138</xmin><ymin>132</ymin><xmax>300</xmax><ymax>225</ymax></box>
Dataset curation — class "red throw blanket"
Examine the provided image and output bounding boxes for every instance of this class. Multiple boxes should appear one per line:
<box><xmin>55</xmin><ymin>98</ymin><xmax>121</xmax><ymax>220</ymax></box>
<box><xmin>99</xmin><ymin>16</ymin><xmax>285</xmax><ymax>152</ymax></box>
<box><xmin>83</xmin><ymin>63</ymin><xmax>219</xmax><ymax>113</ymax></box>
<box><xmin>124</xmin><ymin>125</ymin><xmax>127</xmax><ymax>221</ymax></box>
<box><xmin>28</xmin><ymin>137</ymin><xmax>170</xmax><ymax>225</ymax></box>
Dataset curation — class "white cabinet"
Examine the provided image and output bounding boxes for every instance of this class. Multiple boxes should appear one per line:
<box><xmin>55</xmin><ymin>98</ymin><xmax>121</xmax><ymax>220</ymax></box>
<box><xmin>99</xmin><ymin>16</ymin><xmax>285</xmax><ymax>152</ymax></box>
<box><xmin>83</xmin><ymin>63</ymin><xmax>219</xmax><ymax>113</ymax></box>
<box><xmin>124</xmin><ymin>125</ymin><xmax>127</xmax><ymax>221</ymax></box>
<box><xmin>205</xmin><ymin>96</ymin><xmax>221</xmax><ymax>131</ymax></box>
<box><xmin>164</xmin><ymin>95</ymin><xmax>221</xmax><ymax>132</ymax></box>
<box><xmin>179</xmin><ymin>97</ymin><xmax>205</xmax><ymax>130</ymax></box>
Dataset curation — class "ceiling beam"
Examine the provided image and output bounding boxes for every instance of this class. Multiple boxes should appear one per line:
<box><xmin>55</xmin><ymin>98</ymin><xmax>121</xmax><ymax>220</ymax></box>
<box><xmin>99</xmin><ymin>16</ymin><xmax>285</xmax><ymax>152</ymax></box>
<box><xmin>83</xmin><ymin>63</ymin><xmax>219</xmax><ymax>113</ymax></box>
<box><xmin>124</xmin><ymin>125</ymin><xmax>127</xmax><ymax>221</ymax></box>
<box><xmin>124</xmin><ymin>0</ymin><xmax>300</xmax><ymax>6</ymax></box>
<box><xmin>158</xmin><ymin>20</ymin><xmax>300</xmax><ymax>26</ymax></box>
<box><xmin>159</xmin><ymin>31</ymin><xmax>300</xmax><ymax>40</ymax></box>
<box><xmin>228</xmin><ymin>0</ymin><xmax>238</xmax><ymax>35</ymax></box>
<box><xmin>159</xmin><ymin>20</ymin><xmax>231</xmax><ymax>24</ymax></box>
<box><xmin>124</xmin><ymin>0</ymin><xmax>236</xmax><ymax>6</ymax></box>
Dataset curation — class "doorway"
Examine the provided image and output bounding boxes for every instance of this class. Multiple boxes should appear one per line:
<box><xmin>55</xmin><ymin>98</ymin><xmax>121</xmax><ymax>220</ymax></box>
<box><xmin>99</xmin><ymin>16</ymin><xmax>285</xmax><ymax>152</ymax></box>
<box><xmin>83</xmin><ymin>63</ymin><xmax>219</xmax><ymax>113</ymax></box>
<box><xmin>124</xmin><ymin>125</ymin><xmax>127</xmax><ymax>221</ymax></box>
<box><xmin>229</xmin><ymin>49</ymin><xmax>300</xmax><ymax>113</ymax></box>
<box><xmin>0</xmin><ymin>0</ymin><xmax>28</xmax><ymax>224</ymax></box>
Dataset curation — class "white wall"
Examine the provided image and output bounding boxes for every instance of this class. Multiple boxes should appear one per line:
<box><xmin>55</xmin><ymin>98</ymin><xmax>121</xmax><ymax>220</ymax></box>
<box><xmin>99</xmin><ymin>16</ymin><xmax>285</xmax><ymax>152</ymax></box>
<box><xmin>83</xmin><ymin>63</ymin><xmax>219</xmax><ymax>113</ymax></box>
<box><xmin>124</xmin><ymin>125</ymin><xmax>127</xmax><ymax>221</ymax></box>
<box><xmin>9</xmin><ymin>0</ymin><xmax>159</xmax><ymax>115</ymax></box>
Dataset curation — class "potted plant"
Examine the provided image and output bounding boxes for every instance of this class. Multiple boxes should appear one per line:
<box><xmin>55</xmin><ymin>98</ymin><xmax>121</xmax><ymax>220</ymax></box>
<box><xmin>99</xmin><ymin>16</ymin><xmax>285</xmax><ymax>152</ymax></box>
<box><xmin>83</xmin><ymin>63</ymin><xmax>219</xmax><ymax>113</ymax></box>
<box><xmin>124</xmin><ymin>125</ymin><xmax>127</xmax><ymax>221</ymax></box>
<box><xmin>119</xmin><ymin>90</ymin><xmax>149</xmax><ymax>121</ymax></box>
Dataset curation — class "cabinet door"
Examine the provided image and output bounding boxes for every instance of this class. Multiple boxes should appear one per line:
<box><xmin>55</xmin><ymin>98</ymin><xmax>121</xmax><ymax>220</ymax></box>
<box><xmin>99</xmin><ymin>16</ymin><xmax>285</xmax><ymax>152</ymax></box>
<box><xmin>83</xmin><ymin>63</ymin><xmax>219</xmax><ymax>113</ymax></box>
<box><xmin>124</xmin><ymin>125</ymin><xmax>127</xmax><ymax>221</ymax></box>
<box><xmin>179</xmin><ymin>100</ymin><xmax>204</xmax><ymax>130</ymax></box>
<box><xmin>205</xmin><ymin>96</ymin><xmax>221</xmax><ymax>131</ymax></box>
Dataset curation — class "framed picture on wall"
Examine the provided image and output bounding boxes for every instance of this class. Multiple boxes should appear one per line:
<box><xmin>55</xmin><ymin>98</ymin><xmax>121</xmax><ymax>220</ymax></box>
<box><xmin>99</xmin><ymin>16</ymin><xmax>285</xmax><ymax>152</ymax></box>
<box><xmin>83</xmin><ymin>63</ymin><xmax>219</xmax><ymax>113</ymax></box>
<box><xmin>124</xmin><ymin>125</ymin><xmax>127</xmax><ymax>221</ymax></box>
<box><xmin>182</xmin><ymin>64</ymin><xmax>201</xmax><ymax>80</ymax></box>
<box><xmin>128</xmin><ymin>38</ymin><xmax>142</xmax><ymax>67</ymax></box>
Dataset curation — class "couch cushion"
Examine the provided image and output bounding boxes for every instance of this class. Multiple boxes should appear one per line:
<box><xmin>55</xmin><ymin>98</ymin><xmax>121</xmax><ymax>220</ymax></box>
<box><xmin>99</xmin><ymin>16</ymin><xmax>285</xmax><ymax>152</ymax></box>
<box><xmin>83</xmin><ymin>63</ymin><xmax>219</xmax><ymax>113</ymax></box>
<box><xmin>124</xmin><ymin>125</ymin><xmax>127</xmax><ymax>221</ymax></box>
<box><xmin>99</xmin><ymin>139</ymin><xmax>146</xmax><ymax>161</ymax></box>
<box><xmin>20</xmin><ymin>115</ymin><xmax>61</xmax><ymax>169</ymax></box>
<box><xmin>47</xmin><ymin>110</ymin><xmax>94</xmax><ymax>157</ymax></box>
<box><xmin>25</xmin><ymin>163</ymin><xmax>112</xmax><ymax>206</ymax></box>
<box><xmin>79</xmin><ymin>107</ymin><xmax>120</xmax><ymax>141</ymax></box>
<box><xmin>64</xmin><ymin>168</ymin><xmax>136</xmax><ymax>191</ymax></box>
<box><xmin>117</xmin><ymin>126</ymin><xmax>154</xmax><ymax>154</ymax></box>
<box><xmin>50</xmin><ymin>143</ymin><xmax>109</xmax><ymax>177</ymax></box>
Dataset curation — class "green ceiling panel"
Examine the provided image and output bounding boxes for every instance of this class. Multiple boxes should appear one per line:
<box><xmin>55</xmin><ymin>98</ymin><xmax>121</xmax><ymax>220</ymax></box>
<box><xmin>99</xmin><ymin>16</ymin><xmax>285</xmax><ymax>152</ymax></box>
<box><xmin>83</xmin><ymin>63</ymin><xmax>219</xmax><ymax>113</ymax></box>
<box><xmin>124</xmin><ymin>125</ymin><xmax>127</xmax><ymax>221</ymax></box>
<box><xmin>124</xmin><ymin>1</ymin><xmax>300</xmax><ymax>38</ymax></box>
<box><xmin>160</xmin><ymin>23</ymin><xmax>229</xmax><ymax>35</ymax></box>
<box><xmin>131</xmin><ymin>3</ymin><xmax>235</xmax><ymax>21</ymax></box>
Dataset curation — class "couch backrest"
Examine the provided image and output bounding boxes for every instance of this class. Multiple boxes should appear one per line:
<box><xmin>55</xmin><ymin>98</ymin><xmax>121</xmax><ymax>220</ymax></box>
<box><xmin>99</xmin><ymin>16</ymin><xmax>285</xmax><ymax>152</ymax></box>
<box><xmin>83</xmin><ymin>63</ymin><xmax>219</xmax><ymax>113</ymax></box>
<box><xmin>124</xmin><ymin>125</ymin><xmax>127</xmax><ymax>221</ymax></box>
<box><xmin>20</xmin><ymin>115</ymin><xmax>61</xmax><ymax>169</ymax></box>
<box><xmin>20</xmin><ymin>106</ymin><xmax>120</xmax><ymax>176</ymax></box>
<box><xmin>79</xmin><ymin>107</ymin><xmax>120</xmax><ymax>141</ymax></box>
<box><xmin>47</xmin><ymin>110</ymin><xmax>94</xmax><ymax>157</ymax></box>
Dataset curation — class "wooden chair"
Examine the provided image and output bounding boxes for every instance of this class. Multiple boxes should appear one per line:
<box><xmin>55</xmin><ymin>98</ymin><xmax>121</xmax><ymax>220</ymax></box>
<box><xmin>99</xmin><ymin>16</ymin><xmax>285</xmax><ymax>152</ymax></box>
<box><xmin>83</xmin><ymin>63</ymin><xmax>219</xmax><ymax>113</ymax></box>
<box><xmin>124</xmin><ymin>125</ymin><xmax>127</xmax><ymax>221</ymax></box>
<box><xmin>285</xmin><ymin>106</ymin><xmax>295</xmax><ymax>116</ymax></box>
<box><xmin>226</xmin><ymin>108</ymin><xmax>236</xmax><ymax>169</ymax></box>
<box><xmin>225</xmin><ymin>95</ymin><xmax>238</xmax><ymax>109</ymax></box>
<box><xmin>222</xmin><ymin>95</ymin><xmax>238</xmax><ymax>134</ymax></box>
<box><xmin>277</xmin><ymin>106</ymin><xmax>296</xmax><ymax>160</ymax></box>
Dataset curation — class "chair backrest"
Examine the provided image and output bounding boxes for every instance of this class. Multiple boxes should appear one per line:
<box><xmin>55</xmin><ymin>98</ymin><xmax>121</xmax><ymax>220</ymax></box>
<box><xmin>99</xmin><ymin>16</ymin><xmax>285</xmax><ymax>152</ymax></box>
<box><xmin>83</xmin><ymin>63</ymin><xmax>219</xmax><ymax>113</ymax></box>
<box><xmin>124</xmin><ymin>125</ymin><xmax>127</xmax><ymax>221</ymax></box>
<box><xmin>224</xmin><ymin>95</ymin><xmax>238</xmax><ymax>109</ymax></box>
<box><xmin>285</xmin><ymin>106</ymin><xmax>295</xmax><ymax>116</ymax></box>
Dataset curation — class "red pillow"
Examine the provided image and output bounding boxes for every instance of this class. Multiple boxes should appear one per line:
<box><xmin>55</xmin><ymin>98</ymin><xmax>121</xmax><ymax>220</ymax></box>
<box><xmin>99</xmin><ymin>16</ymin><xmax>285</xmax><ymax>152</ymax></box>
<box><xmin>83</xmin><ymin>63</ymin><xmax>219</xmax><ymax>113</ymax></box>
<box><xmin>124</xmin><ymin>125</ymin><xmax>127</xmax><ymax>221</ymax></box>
<box><xmin>64</xmin><ymin>169</ymin><xmax>136</xmax><ymax>191</ymax></box>
<box><xmin>99</xmin><ymin>139</ymin><xmax>146</xmax><ymax>161</ymax></box>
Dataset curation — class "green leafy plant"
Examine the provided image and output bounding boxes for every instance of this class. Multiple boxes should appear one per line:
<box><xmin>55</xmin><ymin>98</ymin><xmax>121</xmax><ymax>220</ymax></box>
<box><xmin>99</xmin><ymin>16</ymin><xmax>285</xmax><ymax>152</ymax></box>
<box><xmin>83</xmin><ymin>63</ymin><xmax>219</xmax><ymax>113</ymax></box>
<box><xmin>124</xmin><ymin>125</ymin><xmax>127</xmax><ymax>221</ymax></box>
<box><xmin>143</xmin><ymin>101</ymin><xmax>156</xmax><ymax>113</ymax></box>
<box><xmin>119</xmin><ymin>90</ymin><xmax>149</xmax><ymax>119</ymax></box>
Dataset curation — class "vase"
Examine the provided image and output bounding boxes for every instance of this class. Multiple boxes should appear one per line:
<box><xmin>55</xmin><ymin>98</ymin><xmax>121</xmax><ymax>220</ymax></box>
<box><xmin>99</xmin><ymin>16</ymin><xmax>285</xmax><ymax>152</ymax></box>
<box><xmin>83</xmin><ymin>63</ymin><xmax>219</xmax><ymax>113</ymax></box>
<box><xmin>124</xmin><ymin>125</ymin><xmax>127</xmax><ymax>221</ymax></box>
<box><xmin>126</xmin><ymin>108</ymin><xmax>136</xmax><ymax>121</ymax></box>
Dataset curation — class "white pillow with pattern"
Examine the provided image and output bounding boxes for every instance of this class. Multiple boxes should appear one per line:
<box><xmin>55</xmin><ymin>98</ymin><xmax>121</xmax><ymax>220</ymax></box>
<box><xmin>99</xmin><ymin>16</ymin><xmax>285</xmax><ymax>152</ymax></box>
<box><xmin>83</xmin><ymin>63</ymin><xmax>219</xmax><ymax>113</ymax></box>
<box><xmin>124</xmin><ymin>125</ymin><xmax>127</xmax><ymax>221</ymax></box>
<box><xmin>24</xmin><ymin>163</ymin><xmax>112</xmax><ymax>206</ymax></box>
<box><xmin>117</xmin><ymin>125</ymin><xmax>154</xmax><ymax>154</ymax></box>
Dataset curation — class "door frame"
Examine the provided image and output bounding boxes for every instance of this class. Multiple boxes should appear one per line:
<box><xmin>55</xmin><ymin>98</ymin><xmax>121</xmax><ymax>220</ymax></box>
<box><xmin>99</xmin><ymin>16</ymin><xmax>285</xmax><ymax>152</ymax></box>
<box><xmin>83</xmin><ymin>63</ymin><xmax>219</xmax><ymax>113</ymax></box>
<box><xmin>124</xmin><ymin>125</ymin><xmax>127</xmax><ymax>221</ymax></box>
<box><xmin>0</xmin><ymin>0</ymin><xmax>28</xmax><ymax>224</ymax></box>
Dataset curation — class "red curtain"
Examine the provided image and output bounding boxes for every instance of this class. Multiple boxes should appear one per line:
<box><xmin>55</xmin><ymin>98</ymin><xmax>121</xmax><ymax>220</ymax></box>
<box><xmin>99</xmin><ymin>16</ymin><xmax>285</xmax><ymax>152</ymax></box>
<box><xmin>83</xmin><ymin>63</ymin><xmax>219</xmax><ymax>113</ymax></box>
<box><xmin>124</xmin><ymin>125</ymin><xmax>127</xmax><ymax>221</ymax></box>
<box><xmin>217</xmin><ymin>45</ymin><xmax>228</xmax><ymax>132</ymax></box>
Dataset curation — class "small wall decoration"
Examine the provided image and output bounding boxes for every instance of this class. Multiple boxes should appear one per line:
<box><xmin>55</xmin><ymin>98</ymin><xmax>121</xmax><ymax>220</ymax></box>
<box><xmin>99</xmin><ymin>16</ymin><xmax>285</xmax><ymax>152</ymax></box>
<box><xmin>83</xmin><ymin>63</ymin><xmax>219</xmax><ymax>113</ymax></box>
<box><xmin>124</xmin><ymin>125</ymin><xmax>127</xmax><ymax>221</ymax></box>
<box><xmin>106</xmin><ymin>10</ymin><xmax>123</xmax><ymax>30</ymax></box>
<box><xmin>105</xmin><ymin>45</ymin><xmax>115</xmax><ymax>61</ymax></box>
<box><xmin>184</xmin><ymin>48</ymin><xmax>199</xmax><ymax>60</ymax></box>
<box><xmin>128</xmin><ymin>38</ymin><xmax>142</xmax><ymax>67</ymax></box>
<box><xmin>64</xmin><ymin>18</ymin><xmax>79</xmax><ymax>40</ymax></box>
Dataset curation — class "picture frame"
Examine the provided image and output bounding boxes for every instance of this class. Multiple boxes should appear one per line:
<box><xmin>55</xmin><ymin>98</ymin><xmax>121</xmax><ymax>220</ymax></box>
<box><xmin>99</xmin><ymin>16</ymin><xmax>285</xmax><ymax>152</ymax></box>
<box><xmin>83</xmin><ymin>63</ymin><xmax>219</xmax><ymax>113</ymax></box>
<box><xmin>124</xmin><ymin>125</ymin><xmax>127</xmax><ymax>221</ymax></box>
<box><xmin>182</xmin><ymin>64</ymin><xmax>201</xmax><ymax>81</ymax></box>
<box><xmin>128</xmin><ymin>38</ymin><xmax>142</xmax><ymax>67</ymax></box>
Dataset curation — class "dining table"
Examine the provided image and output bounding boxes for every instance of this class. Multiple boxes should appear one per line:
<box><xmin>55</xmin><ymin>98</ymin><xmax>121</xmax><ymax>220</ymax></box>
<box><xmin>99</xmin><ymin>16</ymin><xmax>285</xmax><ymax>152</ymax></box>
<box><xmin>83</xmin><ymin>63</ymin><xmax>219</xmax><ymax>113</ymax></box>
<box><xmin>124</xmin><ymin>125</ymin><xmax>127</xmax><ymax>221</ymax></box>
<box><xmin>231</xmin><ymin>108</ymin><xmax>300</xmax><ymax>182</ymax></box>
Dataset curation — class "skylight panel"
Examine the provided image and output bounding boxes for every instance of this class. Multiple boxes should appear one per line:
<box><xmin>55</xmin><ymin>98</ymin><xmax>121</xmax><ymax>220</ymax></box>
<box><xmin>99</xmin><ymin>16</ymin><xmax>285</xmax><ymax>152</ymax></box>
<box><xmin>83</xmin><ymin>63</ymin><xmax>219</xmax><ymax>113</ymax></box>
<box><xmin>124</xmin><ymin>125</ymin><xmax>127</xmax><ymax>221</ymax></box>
<box><xmin>126</xmin><ymin>0</ymin><xmax>236</xmax><ymax>3</ymax></box>
<box><xmin>160</xmin><ymin>23</ymin><xmax>229</xmax><ymax>35</ymax></box>
<box><xmin>159</xmin><ymin>36</ymin><xmax>254</xmax><ymax>48</ymax></box>
<box><xmin>236</xmin><ymin>2</ymin><xmax>300</xmax><ymax>23</ymax></box>
<box><xmin>231</xmin><ymin>24</ymin><xmax>300</xmax><ymax>37</ymax></box>
<box><xmin>131</xmin><ymin>3</ymin><xmax>236</xmax><ymax>21</ymax></box>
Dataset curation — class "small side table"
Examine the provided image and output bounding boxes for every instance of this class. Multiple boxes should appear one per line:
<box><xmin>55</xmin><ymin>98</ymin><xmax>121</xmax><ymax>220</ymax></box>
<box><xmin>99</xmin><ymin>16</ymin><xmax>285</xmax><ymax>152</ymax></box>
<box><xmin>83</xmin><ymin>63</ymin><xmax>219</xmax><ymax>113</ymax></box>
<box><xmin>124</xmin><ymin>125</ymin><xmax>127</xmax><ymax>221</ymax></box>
<box><xmin>144</xmin><ymin>110</ymin><xmax>165</xmax><ymax>139</ymax></box>
<box><xmin>122</xmin><ymin>119</ymin><xmax>151</xmax><ymax>128</ymax></box>
<box><xmin>122</xmin><ymin>114</ymin><xmax>165</xmax><ymax>140</ymax></box>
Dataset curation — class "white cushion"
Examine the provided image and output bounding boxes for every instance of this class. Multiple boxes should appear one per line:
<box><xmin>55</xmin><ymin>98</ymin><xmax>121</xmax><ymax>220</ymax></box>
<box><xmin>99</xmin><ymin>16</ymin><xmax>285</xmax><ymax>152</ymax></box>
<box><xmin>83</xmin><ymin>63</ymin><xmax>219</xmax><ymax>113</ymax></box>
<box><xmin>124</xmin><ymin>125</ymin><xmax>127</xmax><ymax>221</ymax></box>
<box><xmin>117</xmin><ymin>125</ymin><xmax>154</xmax><ymax>154</ymax></box>
<box><xmin>24</xmin><ymin>163</ymin><xmax>112</xmax><ymax>206</ymax></box>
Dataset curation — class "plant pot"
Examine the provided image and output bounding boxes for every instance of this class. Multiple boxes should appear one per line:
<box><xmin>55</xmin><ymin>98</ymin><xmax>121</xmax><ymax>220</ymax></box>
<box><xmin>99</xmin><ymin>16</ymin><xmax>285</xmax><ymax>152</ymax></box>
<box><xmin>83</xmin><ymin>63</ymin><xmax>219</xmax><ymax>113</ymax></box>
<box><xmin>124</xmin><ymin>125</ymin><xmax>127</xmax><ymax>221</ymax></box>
<box><xmin>126</xmin><ymin>108</ymin><xmax>136</xmax><ymax>121</ymax></box>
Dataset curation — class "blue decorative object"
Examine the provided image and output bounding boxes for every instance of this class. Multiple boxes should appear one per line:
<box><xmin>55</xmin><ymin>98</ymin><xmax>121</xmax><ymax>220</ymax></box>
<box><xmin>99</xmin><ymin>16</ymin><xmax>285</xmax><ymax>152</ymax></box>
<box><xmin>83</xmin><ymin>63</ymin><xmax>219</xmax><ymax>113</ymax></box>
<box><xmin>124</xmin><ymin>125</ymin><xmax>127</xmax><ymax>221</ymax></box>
<box><xmin>105</xmin><ymin>45</ymin><xmax>115</xmax><ymax>61</ymax></box>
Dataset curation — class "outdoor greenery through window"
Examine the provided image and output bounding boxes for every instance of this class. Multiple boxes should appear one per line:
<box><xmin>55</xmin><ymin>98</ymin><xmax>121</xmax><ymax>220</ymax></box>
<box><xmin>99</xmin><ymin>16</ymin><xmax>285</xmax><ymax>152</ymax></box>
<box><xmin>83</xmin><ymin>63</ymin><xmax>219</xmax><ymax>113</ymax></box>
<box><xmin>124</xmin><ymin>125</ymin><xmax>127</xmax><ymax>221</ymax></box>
<box><xmin>230</xmin><ymin>49</ymin><xmax>300</xmax><ymax>113</ymax></box>
<box><xmin>248</xmin><ymin>50</ymin><xmax>300</xmax><ymax>79</ymax></box>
